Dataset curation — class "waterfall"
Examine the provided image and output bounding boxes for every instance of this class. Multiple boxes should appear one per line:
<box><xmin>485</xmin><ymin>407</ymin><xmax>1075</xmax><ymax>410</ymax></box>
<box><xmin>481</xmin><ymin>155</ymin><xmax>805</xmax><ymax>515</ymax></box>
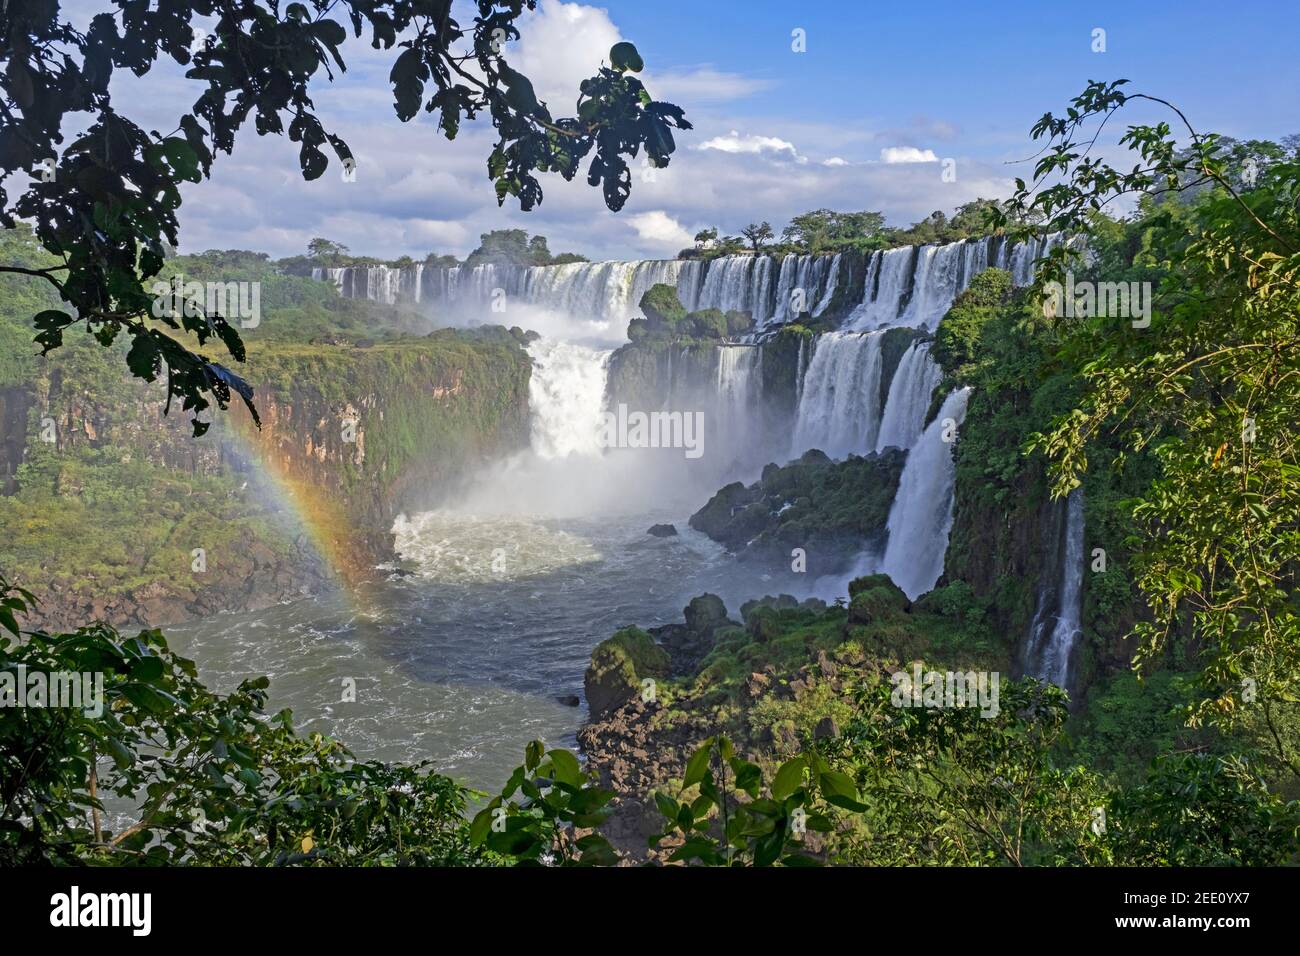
<box><xmin>695</xmin><ymin>255</ymin><xmax>776</xmax><ymax>321</ymax></box>
<box><xmin>848</xmin><ymin>233</ymin><xmax>1062</xmax><ymax>332</ymax></box>
<box><xmin>314</xmin><ymin>253</ymin><xmax>804</xmax><ymax>328</ymax></box>
<box><xmin>790</xmin><ymin>331</ymin><xmax>886</xmax><ymax>459</ymax></box>
<box><xmin>525</xmin><ymin>339</ymin><xmax>611</xmax><ymax>459</ymax></box>
<box><xmin>875</xmin><ymin>341</ymin><xmax>943</xmax><ymax>452</ymax></box>
<box><xmin>1023</xmin><ymin>489</ymin><xmax>1085</xmax><ymax>687</ymax></box>
<box><xmin>311</xmin><ymin>233</ymin><xmax>1064</xmax><ymax>339</ymax></box>
<box><xmin>714</xmin><ymin>345</ymin><xmax>763</xmax><ymax>466</ymax></box>
<box><xmin>812</xmin><ymin>254</ymin><xmax>842</xmax><ymax>317</ymax></box>
<box><xmin>877</xmin><ymin>387</ymin><xmax>971</xmax><ymax>600</ymax></box>
<box><xmin>849</xmin><ymin>246</ymin><xmax>914</xmax><ymax>330</ymax></box>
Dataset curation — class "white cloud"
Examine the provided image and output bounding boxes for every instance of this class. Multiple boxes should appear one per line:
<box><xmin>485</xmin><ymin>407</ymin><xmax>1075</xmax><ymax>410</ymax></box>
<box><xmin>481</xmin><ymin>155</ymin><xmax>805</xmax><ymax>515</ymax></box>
<box><xmin>649</xmin><ymin>66</ymin><xmax>773</xmax><ymax>103</ymax></box>
<box><xmin>698</xmin><ymin>131</ymin><xmax>805</xmax><ymax>163</ymax></box>
<box><xmin>880</xmin><ymin>146</ymin><xmax>939</xmax><ymax>164</ymax></box>
<box><xmin>626</xmin><ymin>211</ymin><xmax>694</xmax><ymax>250</ymax></box>
<box><xmin>511</xmin><ymin>0</ymin><xmax>623</xmax><ymax>108</ymax></box>
<box><xmin>85</xmin><ymin>0</ymin><xmax>1019</xmax><ymax>263</ymax></box>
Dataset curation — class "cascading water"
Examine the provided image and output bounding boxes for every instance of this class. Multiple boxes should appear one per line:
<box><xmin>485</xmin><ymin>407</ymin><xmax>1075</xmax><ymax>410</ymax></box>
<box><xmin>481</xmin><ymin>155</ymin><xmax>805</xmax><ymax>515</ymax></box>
<box><xmin>313</xmin><ymin>233</ymin><xmax>1062</xmax><ymax>341</ymax></box>
<box><xmin>1023</xmin><ymin>489</ymin><xmax>1085</xmax><ymax>687</ymax></box>
<box><xmin>877</xmin><ymin>386</ymin><xmax>971</xmax><ymax>600</ymax></box>
<box><xmin>875</xmin><ymin>341</ymin><xmax>943</xmax><ymax>452</ymax></box>
<box><xmin>847</xmin><ymin>233</ymin><xmax>1061</xmax><ymax>331</ymax></box>
<box><xmin>181</xmin><ymin>232</ymin><xmax>1080</xmax><ymax>795</ymax></box>
<box><xmin>525</xmin><ymin>339</ymin><xmax>611</xmax><ymax>459</ymax></box>
<box><xmin>790</xmin><ymin>331</ymin><xmax>886</xmax><ymax>459</ymax></box>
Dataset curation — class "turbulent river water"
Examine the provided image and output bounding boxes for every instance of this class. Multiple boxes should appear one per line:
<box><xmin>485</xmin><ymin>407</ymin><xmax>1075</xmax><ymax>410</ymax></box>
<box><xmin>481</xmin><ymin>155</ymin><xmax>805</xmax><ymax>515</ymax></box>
<box><xmin>167</xmin><ymin>514</ymin><xmax>772</xmax><ymax>792</ymax></box>
<box><xmin>166</xmin><ymin>336</ymin><xmax>814</xmax><ymax>794</ymax></box>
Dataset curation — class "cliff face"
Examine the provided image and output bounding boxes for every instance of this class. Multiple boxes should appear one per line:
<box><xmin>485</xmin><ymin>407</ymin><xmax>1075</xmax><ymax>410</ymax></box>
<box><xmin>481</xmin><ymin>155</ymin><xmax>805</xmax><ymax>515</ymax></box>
<box><xmin>0</xmin><ymin>329</ymin><xmax>532</xmax><ymax>630</ymax></box>
<box><xmin>234</xmin><ymin>329</ymin><xmax>533</xmax><ymax>576</ymax></box>
<box><xmin>0</xmin><ymin>386</ymin><xmax>34</xmax><ymax>493</ymax></box>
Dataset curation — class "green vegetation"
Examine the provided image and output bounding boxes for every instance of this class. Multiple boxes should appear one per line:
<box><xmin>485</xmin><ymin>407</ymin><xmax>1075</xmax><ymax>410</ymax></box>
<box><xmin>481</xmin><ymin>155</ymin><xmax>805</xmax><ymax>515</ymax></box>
<box><xmin>684</xmin><ymin>199</ymin><xmax>1016</xmax><ymax>261</ymax></box>
<box><xmin>626</xmin><ymin>283</ymin><xmax>753</xmax><ymax>343</ymax></box>
<box><xmin>0</xmin><ymin>226</ymin><xmax>531</xmax><ymax>621</ymax></box>
<box><xmin>687</xmin><ymin>449</ymin><xmax>906</xmax><ymax>576</ymax></box>
<box><xmin>1</xmin><ymin>2</ymin><xmax>685</xmax><ymax>433</ymax></box>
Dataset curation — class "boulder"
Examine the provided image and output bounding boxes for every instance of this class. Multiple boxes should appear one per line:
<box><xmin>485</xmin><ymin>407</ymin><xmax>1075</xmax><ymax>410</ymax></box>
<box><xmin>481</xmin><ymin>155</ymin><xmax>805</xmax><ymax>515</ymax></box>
<box><xmin>584</xmin><ymin>627</ymin><xmax>671</xmax><ymax>721</ymax></box>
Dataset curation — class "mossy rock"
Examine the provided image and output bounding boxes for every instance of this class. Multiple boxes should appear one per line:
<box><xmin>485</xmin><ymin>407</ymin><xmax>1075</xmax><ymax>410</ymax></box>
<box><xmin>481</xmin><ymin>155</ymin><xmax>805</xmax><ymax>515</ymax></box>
<box><xmin>685</xmin><ymin>308</ymin><xmax>728</xmax><ymax>339</ymax></box>
<box><xmin>638</xmin><ymin>282</ymin><xmax>687</xmax><ymax>328</ymax></box>
<box><xmin>725</xmin><ymin>310</ymin><xmax>753</xmax><ymax>336</ymax></box>
<box><xmin>847</xmin><ymin>573</ymin><xmax>910</xmax><ymax>624</ymax></box>
<box><xmin>584</xmin><ymin>626</ymin><xmax>671</xmax><ymax>720</ymax></box>
<box><xmin>684</xmin><ymin>593</ymin><xmax>729</xmax><ymax>633</ymax></box>
<box><xmin>688</xmin><ymin>449</ymin><xmax>905</xmax><ymax>575</ymax></box>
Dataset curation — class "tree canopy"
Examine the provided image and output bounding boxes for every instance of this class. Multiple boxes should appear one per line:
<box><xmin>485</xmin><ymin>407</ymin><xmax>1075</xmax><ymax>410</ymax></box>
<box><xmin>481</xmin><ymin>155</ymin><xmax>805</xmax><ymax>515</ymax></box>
<box><xmin>0</xmin><ymin>1</ymin><xmax>689</xmax><ymax>433</ymax></box>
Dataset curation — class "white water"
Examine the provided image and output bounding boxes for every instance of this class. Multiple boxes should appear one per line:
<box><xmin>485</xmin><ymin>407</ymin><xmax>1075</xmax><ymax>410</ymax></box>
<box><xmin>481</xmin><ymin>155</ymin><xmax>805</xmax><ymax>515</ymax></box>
<box><xmin>314</xmin><ymin>232</ymin><xmax>1069</xmax><ymax>604</ymax></box>
<box><xmin>526</xmin><ymin>338</ymin><xmax>611</xmax><ymax>459</ymax></box>
<box><xmin>877</xmin><ymin>387</ymin><xmax>971</xmax><ymax>599</ymax></box>
<box><xmin>1023</xmin><ymin>489</ymin><xmax>1085</xmax><ymax>687</ymax></box>
<box><xmin>876</xmin><ymin>341</ymin><xmax>943</xmax><ymax>452</ymax></box>
<box><xmin>715</xmin><ymin>345</ymin><xmax>763</xmax><ymax>461</ymax></box>
<box><xmin>790</xmin><ymin>331</ymin><xmax>886</xmax><ymax>458</ymax></box>
<box><xmin>846</xmin><ymin>233</ymin><xmax>1062</xmax><ymax>331</ymax></box>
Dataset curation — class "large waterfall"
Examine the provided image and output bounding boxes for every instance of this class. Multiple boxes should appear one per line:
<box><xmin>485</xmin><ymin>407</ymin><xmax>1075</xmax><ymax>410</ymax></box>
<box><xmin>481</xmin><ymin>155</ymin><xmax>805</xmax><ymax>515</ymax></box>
<box><xmin>790</xmin><ymin>331</ymin><xmax>886</xmax><ymax>459</ymax></box>
<box><xmin>526</xmin><ymin>339</ymin><xmax>611</xmax><ymax>459</ymax></box>
<box><xmin>876</xmin><ymin>340</ymin><xmax>944</xmax><ymax>452</ymax></box>
<box><xmin>1023</xmin><ymin>489</ymin><xmax>1086</xmax><ymax>687</ymax></box>
<box><xmin>311</xmin><ymin>234</ymin><xmax>1054</xmax><ymax>333</ymax></box>
<box><xmin>325</xmin><ymin>231</ymin><xmax>1063</xmax><ymax>602</ymax></box>
<box><xmin>877</xmin><ymin>387</ymin><xmax>971</xmax><ymax>600</ymax></box>
<box><xmin>847</xmin><ymin>233</ymin><xmax>1061</xmax><ymax>331</ymax></box>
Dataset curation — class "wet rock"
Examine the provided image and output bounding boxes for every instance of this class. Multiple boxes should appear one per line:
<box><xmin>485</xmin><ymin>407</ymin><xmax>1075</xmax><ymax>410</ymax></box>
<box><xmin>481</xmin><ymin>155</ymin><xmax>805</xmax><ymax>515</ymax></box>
<box><xmin>646</xmin><ymin>523</ymin><xmax>678</xmax><ymax>537</ymax></box>
<box><xmin>683</xmin><ymin>593</ymin><xmax>728</xmax><ymax>633</ymax></box>
<box><xmin>583</xmin><ymin>627</ymin><xmax>670</xmax><ymax>721</ymax></box>
<box><xmin>555</xmin><ymin>694</ymin><xmax>580</xmax><ymax>707</ymax></box>
<box><xmin>813</xmin><ymin>716</ymin><xmax>840</xmax><ymax>740</ymax></box>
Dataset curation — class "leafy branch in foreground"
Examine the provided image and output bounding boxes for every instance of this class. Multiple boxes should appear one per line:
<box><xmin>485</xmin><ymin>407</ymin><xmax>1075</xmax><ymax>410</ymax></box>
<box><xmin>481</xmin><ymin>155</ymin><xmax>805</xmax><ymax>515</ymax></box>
<box><xmin>649</xmin><ymin>736</ymin><xmax>828</xmax><ymax>866</ymax></box>
<box><xmin>1</xmin><ymin>2</ymin><xmax>688</xmax><ymax>433</ymax></box>
<box><xmin>997</xmin><ymin>81</ymin><xmax>1299</xmax><ymax>746</ymax></box>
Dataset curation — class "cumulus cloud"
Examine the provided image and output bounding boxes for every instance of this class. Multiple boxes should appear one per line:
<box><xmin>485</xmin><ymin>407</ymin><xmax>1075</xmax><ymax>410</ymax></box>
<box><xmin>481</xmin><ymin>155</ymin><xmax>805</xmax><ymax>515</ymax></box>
<box><xmin>650</xmin><ymin>66</ymin><xmax>773</xmax><ymax>102</ymax></box>
<box><xmin>698</xmin><ymin>131</ymin><xmax>806</xmax><ymax>163</ymax></box>
<box><xmin>509</xmin><ymin>0</ymin><xmax>623</xmax><ymax>108</ymax></box>
<box><xmin>78</xmin><ymin>0</ymin><xmax>1016</xmax><ymax>262</ymax></box>
<box><xmin>881</xmin><ymin>146</ymin><xmax>940</xmax><ymax>164</ymax></box>
<box><xmin>626</xmin><ymin>211</ymin><xmax>695</xmax><ymax>251</ymax></box>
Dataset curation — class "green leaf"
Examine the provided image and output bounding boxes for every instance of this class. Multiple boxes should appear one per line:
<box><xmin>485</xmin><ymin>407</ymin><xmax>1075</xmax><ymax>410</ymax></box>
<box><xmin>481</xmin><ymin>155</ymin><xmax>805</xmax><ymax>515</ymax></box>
<box><xmin>547</xmin><ymin>748</ymin><xmax>582</xmax><ymax>788</ymax></box>
<box><xmin>772</xmin><ymin>757</ymin><xmax>805</xmax><ymax>802</ymax></box>
<box><xmin>683</xmin><ymin>739</ymin><xmax>713</xmax><ymax>789</ymax></box>
<box><xmin>610</xmin><ymin>41</ymin><xmax>644</xmax><ymax>73</ymax></box>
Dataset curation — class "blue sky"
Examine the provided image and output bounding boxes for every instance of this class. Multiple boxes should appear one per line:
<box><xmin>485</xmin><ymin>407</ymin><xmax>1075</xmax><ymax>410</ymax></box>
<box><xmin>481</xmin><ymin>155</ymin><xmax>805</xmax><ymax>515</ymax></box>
<box><xmin>86</xmin><ymin>0</ymin><xmax>1299</xmax><ymax>261</ymax></box>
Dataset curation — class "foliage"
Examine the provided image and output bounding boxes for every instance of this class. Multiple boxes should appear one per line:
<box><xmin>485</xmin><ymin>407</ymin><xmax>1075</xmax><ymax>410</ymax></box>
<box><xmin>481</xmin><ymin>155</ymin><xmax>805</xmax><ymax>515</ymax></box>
<box><xmin>0</xmin><ymin>575</ymin><xmax>485</xmax><ymax>866</ymax></box>
<box><xmin>1001</xmin><ymin>82</ymin><xmax>1300</xmax><ymax>755</ymax></box>
<box><xmin>740</xmin><ymin>221</ymin><xmax>773</xmax><ymax>252</ymax></box>
<box><xmin>469</xmin><ymin>741</ymin><xmax>617</xmax><ymax>865</ymax></box>
<box><xmin>1107</xmin><ymin>754</ymin><xmax>1300</xmax><ymax>865</ymax></box>
<box><xmin>0</xmin><ymin>2</ymin><xmax>686</xmax><ymax>432</ymax></box>
<box><xmin>829</xmin><ymin>677</ymin><xmax>1109</xmax><ymax>865</ymax></box>
<box><xmin>649</xmin><ymin>736</ymin><xmax>824</xmax><ymax>866</ymax></box>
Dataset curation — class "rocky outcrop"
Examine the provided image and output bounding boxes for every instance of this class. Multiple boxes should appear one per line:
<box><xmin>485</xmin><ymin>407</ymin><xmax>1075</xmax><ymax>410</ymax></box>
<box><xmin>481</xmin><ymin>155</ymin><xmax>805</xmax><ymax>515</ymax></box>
<box><xmin>28</xmin><ymin>530</ymin><xmax>329</xmax><ymax>633</ymax></box>
<box><xmin>577</xmin><ymin>591</ymin><xmax>854</xmax><ymax>862</ymax></box>
<box><xmin>584</xmin><ymin>626</ymin><xmax>671</xmax><ymax>721</ymax></box>
<box><xmin>688</xmin><ymin>448</ymin><xmax>906</xmax><ymax>577</ymax></box>
<box><xmin>232</xmin><ymin>329</ymin><xmax>532</xmax><ymax>578</ymax></box>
